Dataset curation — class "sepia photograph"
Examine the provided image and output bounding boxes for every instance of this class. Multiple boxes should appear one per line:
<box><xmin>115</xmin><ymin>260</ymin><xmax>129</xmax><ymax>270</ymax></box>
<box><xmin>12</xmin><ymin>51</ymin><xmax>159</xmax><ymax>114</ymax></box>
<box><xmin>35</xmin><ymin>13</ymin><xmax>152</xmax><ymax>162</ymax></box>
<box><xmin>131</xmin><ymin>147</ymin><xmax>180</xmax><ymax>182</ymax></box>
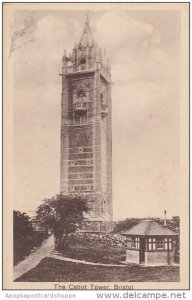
<box><xmin>3</xmin><ymin>2</ymin><xmax>189</xmax><ymax>290</ymax></box>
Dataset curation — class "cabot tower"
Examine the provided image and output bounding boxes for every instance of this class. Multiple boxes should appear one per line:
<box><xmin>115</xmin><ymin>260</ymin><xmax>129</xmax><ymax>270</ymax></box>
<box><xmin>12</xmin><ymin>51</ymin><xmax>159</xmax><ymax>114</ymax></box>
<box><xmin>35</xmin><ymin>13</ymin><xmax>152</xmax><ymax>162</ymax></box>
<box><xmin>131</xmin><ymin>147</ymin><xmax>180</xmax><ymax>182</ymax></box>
<box><xmin>60</xmin><ymin>16</ymin><xmax>113</xmax><ymax>230</ymax></box>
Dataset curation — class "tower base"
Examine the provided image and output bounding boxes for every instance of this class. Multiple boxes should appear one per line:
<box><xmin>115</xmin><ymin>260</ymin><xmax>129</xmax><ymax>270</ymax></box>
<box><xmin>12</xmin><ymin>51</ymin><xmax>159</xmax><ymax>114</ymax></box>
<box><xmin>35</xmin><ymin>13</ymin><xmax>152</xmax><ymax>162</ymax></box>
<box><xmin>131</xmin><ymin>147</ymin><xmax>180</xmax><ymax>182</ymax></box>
<box><xmin>80</xmin><ymin>218</ymin><xmax>114</xmax><ymax>233</ymax></box>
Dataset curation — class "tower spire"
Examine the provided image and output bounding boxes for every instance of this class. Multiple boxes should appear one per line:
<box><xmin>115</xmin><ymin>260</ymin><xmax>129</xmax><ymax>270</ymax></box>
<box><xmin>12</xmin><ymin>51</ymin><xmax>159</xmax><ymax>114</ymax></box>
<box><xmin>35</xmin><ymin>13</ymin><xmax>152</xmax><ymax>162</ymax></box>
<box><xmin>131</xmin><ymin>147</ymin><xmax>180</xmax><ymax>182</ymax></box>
<box><xmin>79</xmin><ymin>12</ymin><xmax>96</xmax><ymax>48</ymax></box>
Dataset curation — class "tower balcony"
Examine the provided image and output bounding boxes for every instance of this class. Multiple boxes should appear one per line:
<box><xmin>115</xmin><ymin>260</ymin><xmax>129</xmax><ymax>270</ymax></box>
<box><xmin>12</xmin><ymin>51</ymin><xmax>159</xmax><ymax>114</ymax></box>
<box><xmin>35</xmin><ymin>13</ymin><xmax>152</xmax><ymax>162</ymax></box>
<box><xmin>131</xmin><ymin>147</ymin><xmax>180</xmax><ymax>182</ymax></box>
<box><xmin>63</xmin><ymin>63</ymin><xmax>95</xmax><ymax>74</ymax></box>
<box><xmin>101</xmin><ymin>104</ymin><xmax>108</xmax><ymax>118</ymax></box>
<box><xmin>75</xmin><ymin>102</ymin><xmax>88</xmax><ymax>111</ymax></box>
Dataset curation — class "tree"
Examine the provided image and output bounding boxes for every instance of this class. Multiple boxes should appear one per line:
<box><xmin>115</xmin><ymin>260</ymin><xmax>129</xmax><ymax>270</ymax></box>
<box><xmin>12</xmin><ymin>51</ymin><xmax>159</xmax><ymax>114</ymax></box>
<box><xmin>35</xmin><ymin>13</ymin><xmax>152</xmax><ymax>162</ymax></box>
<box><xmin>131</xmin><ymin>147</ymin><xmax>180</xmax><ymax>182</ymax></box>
<box><xmin>14</xmin><ymin>210</ymin><xmax>34</xmax><ymax>239</ymax></box>
<box><xmin>34</xmin><ymin>194</ymin><xmax>89</xmax><ymax>250</ymax></box>
<box><xmin>113</xmin><ymin>218</ymin><xmax>141</xmax><ymax>233</ymax></box>
<box><xmin>13</xmin><ymin>210</ymin><xmax>34</xmax><ymax>265</ymax></box>
<box><xmin>13</xmin><ymin>210</ymin><xmax>49</xmax><ymax>265</ymax></box>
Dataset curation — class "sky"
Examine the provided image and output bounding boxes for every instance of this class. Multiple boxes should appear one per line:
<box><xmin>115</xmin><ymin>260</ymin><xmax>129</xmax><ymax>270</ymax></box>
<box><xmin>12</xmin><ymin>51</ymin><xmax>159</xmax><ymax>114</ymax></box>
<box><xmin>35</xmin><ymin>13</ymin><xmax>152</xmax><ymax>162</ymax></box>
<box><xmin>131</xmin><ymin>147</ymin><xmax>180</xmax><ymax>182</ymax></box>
<box><xmin>10</xmin><ymin>7</ymin><xmax>183</xmax><ymax>220</ymax></box>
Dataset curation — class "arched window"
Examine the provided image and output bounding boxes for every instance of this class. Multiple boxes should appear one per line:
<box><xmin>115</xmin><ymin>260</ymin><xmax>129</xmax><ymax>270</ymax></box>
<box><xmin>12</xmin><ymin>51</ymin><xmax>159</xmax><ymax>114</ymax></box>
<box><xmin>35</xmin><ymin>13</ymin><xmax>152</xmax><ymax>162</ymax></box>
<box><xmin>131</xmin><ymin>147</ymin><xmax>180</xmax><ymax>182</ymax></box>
<box><xmin>77</xmin><ymin>89</ymin><xmax>86</xmax><ymax>98</ymax></box>
<box><xmin>100</xmin><ymin>93</ymin><xmax>103</xmax><ymax>103</ymax></box>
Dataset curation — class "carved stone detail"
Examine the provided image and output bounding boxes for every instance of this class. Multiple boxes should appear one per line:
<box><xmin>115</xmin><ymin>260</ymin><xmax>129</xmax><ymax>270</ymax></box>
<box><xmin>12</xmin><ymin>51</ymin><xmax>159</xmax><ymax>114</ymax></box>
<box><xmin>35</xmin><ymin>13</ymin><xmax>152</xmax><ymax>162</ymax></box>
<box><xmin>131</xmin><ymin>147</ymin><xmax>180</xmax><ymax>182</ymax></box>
<box><xmin>72</xmin><ymin>80</ymin><xmax>91</xmax><ymax>92</ymax></box>
<box><xmin>69</xmin><ymin>132</ymin><xmax>92</xmax><ymax>147</ymax></box>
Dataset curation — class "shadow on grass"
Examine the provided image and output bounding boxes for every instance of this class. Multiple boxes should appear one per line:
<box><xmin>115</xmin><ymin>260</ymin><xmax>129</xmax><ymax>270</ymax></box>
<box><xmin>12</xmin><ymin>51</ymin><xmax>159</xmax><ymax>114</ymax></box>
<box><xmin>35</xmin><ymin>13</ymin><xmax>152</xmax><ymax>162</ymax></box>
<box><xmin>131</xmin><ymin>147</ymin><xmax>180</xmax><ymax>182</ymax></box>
<box><xmin>15</xmin><ymin>257</ymin><xmax>180</xmax><ymax>282</ymax></box>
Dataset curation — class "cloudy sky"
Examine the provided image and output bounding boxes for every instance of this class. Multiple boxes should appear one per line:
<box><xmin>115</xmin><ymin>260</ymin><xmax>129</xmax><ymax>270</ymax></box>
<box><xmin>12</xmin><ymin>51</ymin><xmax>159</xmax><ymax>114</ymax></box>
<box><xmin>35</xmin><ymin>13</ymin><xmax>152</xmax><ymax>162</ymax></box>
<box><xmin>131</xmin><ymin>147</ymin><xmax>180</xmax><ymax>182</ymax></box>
<box><xmin>9</xmin><ymin>6</ymin><xmax>185</xmax><ymax>220</ymax></box>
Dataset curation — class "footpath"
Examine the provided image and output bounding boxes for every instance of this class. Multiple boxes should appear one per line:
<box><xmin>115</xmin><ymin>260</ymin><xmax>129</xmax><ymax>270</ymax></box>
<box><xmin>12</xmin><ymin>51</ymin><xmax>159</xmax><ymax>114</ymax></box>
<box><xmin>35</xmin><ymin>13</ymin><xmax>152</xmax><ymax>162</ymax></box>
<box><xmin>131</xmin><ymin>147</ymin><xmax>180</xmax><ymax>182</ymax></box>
<box><xmin>14</xmin><ymin>236</ymin><xmax>128</xmax><ymax>281</ymax></box>
<box><xmin>13</xmin><ymin>235</ymin><xmax>54</xmax><ymax>281</ymax></box>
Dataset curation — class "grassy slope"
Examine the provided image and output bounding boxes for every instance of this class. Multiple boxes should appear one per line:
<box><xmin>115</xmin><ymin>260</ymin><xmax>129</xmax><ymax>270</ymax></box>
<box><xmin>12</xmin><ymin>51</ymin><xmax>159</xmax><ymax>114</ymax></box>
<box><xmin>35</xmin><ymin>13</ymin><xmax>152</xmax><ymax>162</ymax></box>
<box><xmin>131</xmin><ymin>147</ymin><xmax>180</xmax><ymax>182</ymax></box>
<box><xmin>15</xmin><ymin>257</ymin><xmax>180</xmax><ymax>282</ymax></box>
<box><xmin>59</xmin><ymin>235</ymin><xmax>126</xmax><ymax>264</ymax></box>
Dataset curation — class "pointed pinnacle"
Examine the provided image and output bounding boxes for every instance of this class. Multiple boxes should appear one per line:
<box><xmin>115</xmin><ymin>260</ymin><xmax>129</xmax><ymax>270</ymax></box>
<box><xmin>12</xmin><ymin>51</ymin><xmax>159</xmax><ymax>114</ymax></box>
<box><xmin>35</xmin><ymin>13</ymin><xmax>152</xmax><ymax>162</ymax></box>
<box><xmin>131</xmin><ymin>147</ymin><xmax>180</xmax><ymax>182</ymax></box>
<box><xmin>85</xmin><ymin>11</ymin><xmax>90</xmax><ymax>25</ymax></box>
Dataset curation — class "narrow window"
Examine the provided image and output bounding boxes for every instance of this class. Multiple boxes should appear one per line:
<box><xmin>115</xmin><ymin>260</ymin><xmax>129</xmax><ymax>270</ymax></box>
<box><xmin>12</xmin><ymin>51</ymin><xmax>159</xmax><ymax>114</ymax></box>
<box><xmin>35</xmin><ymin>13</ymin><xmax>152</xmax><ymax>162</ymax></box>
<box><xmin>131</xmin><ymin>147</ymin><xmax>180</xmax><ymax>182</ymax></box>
<box><xmin>131</xmin><ymin>237</ymin><xmax>136</xmax><ymax>248</ymax></box>
<box><xmin>147</xmin><ymin>239</ymin><xmax>152</xmax><ymax>250</ymax></box>
<box><xmin>81</xmin><ymin>114</ymin><xmax>87</xmax><ymax>124</ymax></box>
<box><xmin>75</xmin><ymin>116</ymin><xmax>80</xmax><ymax>124</ymax></box>
<box><xmin>156</xmin><ymin>238</ymin><xmax>164</xmax><ymax>249</ymax></box>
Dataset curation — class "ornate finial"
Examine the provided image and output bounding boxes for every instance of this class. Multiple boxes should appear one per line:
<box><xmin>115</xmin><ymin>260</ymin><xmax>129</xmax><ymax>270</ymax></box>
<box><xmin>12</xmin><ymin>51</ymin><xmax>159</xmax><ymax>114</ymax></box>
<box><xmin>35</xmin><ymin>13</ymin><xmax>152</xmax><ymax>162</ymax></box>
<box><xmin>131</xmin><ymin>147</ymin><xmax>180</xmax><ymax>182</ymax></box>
<box><xmin>79</xmin><ymin>11</ymin><xmax>96</xmax><ymax>47</ymax></box>
<box><xmin>85</xmin><ymin>11</ymin><xmax>90</xmax><ymax>25</ymax></box>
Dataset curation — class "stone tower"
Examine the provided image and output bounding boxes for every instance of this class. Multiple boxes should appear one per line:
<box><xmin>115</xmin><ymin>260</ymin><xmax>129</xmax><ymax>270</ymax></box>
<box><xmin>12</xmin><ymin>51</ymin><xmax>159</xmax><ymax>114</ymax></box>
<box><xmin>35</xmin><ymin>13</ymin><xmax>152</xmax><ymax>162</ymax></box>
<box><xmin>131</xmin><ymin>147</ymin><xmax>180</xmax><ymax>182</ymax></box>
<box><xmin>60</xmin><ymin>16</ymin><xmax>113</xmax><ymax>229</ymax></box>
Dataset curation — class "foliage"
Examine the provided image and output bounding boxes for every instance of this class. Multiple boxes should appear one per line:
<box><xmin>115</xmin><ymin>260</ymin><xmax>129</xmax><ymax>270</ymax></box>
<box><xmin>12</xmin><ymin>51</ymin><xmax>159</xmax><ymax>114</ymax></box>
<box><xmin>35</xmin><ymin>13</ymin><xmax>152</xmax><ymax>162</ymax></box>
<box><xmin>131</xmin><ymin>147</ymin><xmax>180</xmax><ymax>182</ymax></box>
<box><xmin>113</xmin><ymin>218</ymin><xmax>141</xmax><ymax>233</ymax></box>
<box><xmin>58</xmin><ymin>233</ymin><xmax>125</xmax><ymax>265</ymax></box>
<box><xmin>13</xmin><ymin>210</ymin><xmax>48</xmax><ymax>265</ymax></box>
<box><xmin>33</xmin><ymin>194</ymin><xmax>89</xmax><ymax>249</ymax></box>
<box><xmin>14</xmin><ymin>210</ymin><xmax>34</xmax><ymax>239</ymax></box>
<box><xmin>166</xmin><ymin>216</ymin><xmax>180</xmax><ymax>233</ymax></box>
<box><xmin>113</xmin><ymin>216</ymin><xmax>180</xmax><ymax>234</ymax></box>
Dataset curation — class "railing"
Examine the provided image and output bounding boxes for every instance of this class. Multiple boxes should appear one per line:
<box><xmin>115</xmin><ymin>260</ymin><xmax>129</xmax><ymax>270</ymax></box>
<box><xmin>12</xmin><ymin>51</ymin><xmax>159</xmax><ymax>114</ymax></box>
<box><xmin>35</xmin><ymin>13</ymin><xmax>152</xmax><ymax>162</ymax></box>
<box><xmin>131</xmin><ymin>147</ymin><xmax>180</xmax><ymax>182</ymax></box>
<box><xmin>64</xmin><ymin>63</ymin><xmax>95</xmax><ymax>73</ymax></box>
<box><xmin>80</xmin><ymin>65</ymin><xmax>86</xmax><ymax>71</ymax></box>
<box><xmin>63</xmin><ymin>63</ymin><xmax>111</xmax><ymax>82</ymax></box>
